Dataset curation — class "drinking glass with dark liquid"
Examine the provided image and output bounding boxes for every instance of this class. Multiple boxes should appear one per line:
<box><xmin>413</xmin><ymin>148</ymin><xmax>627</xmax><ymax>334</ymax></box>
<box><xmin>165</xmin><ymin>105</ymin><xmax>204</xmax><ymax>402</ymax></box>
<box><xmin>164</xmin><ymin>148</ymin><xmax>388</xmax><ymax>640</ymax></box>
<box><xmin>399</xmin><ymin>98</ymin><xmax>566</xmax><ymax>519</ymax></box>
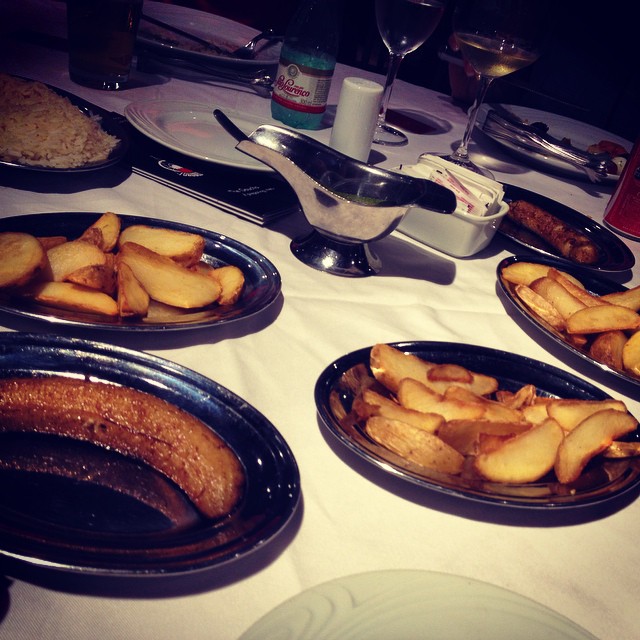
<box><xmin>67</xmin><ymin>0</ymin><xmax>143</xmax><ymax>90</ymax></box>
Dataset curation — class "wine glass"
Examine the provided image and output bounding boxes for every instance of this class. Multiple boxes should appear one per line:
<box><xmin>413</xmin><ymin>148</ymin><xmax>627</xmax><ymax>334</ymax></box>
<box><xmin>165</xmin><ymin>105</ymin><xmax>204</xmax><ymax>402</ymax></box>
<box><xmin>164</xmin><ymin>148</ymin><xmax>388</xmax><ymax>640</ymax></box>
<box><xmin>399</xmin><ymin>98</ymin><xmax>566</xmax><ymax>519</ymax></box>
<box><xmin>373</xmin><ymin>0</ymin><xmax>447</xmax><ymax>146</ymax></box>
<box><xmin>441</xmin><ymin>0</ymin><xmax>547</xmax><ymax>174</ymax></box>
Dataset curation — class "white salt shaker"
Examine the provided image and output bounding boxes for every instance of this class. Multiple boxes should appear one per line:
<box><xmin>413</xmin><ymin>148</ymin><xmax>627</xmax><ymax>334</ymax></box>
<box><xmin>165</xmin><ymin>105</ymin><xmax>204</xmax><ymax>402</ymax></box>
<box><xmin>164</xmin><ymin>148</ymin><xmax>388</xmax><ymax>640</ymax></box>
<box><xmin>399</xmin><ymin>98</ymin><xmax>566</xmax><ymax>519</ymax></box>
<box><xmin>329</xmin><ymin>77</ymin><xmax>383</xmax><ymax>163</ymax></box>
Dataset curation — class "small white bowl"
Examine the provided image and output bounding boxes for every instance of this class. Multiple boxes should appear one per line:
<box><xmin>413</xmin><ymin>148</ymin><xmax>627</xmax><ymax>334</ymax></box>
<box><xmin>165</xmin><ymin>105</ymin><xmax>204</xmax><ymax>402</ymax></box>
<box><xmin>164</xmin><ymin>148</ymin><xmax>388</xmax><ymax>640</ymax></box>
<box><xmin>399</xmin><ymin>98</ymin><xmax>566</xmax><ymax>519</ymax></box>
<box><xmin>397</xmin><ymin>198</ymin><xmax>509</xmax><ymax>258</ymax></box>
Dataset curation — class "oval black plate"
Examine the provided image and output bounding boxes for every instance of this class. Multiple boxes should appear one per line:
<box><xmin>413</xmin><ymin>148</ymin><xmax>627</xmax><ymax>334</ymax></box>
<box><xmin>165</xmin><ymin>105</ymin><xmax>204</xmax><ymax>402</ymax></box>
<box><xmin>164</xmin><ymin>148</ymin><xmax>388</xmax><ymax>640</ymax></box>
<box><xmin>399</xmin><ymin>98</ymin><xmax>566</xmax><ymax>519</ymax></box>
<box><xmin>0</xmin><ymin>212</ymin><xmax>281</xmax><ymax>331</ymax></box>
<box><xmin>497</xmin><ymin>254</ymin><xmax>640</xmax><ymax>390</ymax></box>
<box><xmin>498</xmin><ymin>183</ymin><xmax>635</xmax><ymax>272</ymax></box>
<box><xmin>0</xmin><ymin>333</ymin><xmax>300</xmax><ymax>576</ymax></box>
<box><xmin>315</xmin><ymin>341</ymin><xmax>640</xmax><ymax>510</ymax></box>
<box><xmin>0</xmin><ymin>79</ymin><xmax>129</xmax><ymax>172</ymax></box>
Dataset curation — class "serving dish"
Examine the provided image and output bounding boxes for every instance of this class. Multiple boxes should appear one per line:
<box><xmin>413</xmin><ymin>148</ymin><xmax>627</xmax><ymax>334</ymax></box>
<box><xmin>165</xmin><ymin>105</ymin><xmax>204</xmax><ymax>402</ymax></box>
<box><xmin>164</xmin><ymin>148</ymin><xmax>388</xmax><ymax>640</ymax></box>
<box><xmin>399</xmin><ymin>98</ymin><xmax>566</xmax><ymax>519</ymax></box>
<box><xmin>477</xmin><ymin>103</ymin><xmax>630</xmax><ymax>183</ymax></box>
<box><xmin>0</xmin><ymin>212</ymin><xmax>281</xmax><ymax>331</ymax></box>
<box><xmin>240</xmin><ymin>570</ymin><xmax>598</xmax><ymax>640</ymax></box>
<box><xmin>124</xmin><ymin>101</ymin><xmax>272</xmax><ymax>171</ymax></box>
<box><xmin>497</xmin><ymin>254</ymin><xmax>640</xmax><ymax>390</ymax></box>
<box><xmin>315</xmin><ymin>341</ymin><xmax>640</xmax><ymax>510</ymax></box>
<box><xmin>0</xmin><ymin>82</ymin><xmax>129</xmax><ymax>173</ymax></box>
<box><xmin>499</xmin><ymin>183</ymin><xmax>635</xmax><ymax>272</ymax></box>
<box><xmin>136</xmin><ymin>1</ymin><xmax>281</xmax><ymax>71</ymax></box>
<box><xmin>0</xmin><ymin>333</ymin><xmax>300</xmax><ymax>576</ymax></box>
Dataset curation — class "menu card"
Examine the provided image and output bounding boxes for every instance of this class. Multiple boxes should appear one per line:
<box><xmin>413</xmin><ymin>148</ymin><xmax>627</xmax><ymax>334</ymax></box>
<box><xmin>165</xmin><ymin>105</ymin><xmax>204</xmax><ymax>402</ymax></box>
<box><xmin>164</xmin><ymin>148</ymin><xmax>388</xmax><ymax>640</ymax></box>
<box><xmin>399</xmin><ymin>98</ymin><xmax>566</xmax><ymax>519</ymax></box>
<box><xmin>128</xmin><ymin>129</ymin><xmax>300</xmax><ymax>226</ymax></box>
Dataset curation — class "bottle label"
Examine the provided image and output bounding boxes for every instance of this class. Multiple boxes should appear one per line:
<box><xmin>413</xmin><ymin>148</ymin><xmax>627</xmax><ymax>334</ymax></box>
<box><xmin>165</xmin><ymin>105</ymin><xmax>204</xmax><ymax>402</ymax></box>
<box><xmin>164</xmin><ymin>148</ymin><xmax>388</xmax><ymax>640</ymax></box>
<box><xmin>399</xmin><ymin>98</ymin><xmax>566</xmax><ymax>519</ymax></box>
<box><xmin>272</xmin><ymin>57</ymin><xmax>333</xmax><ymax>114</ymax></box>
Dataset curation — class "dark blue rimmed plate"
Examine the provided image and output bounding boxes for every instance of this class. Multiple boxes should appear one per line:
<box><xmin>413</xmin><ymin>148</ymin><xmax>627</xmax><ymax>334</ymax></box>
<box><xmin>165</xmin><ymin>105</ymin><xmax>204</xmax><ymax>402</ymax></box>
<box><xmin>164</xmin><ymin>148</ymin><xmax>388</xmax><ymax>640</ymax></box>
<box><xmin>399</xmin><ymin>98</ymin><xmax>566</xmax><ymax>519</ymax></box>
<box><xmin>0</xmin><ymin>212</ymin><xmax>281</xmax><ymax>331</ymax></box>
<box><xmin>0</xmin><ymin>332</ymin><xmax>299</xmax><ymax>576</ymax></box>
<box><xmin>315</xmin><ymin>341</ymin><xmax>640</xmax><ymax>510</ymax></box>
<box><xmin>498</xmin><ymin>183</ymin><xmax>635</xmax><ymax>272</ymax></box>
<box><xmin>0</xmin><ymin>80</ymin><xmax>129</xmax><ymax>173</ymax></box>
<box><xmin>497</xmin><ymin>254</ymin><xmax>640</xmax><ymax>391</ymax></box>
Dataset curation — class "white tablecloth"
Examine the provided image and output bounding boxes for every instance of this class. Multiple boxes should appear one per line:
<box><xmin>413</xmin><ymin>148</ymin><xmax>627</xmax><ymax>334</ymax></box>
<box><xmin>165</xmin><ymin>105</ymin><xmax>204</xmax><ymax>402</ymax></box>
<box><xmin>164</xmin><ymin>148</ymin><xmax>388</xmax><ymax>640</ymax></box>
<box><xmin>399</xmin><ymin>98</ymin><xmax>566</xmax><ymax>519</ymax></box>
<box><xmin>1</xmin><ymin>2</ymin><xmax>639</xmax><ymax>639</ymax></box>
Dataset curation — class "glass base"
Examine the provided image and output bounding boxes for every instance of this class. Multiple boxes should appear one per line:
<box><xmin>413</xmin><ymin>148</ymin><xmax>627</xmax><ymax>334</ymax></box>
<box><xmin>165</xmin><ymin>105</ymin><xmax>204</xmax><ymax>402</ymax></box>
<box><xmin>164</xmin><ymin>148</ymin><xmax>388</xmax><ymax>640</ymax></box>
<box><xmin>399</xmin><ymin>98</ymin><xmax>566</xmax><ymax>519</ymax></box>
<box><xmin>69</xmin><ymin>69</ymin><xmax>130</xmax><ymax>91</ymax></box>
<box><xmin>372</xmin><ymin>122</ymin><xmax>408</xmax><ymax>146</ymax></box>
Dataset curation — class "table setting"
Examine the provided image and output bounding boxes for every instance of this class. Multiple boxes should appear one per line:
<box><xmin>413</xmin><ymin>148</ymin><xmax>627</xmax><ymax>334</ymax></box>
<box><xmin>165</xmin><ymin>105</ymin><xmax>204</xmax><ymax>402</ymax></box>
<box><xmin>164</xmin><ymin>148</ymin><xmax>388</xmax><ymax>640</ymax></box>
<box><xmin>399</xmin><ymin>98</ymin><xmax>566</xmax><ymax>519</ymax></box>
<box><xmin>1</xmin><ymin>1</ymin><xmax>639</xmax><ymax>639</ymax></box>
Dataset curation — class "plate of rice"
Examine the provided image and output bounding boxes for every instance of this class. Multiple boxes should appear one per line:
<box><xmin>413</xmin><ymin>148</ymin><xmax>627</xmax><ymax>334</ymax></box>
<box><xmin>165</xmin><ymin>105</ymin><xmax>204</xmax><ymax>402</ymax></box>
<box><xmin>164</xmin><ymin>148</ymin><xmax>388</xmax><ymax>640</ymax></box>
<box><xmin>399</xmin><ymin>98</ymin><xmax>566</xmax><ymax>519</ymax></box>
<box><xmin>0</xmin><ymin>74</ymin><xmax>129</xmax><ymax>172</ymax></box>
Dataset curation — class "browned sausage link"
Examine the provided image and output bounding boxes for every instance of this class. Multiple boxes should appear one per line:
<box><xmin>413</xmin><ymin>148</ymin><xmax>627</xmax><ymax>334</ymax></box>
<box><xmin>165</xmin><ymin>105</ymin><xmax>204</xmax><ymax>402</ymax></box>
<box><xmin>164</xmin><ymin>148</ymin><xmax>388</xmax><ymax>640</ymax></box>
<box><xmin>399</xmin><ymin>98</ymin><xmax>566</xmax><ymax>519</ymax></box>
<box><xmin>507</xmin><ymin>200</ymin><xmax>600</xmax><ymax>264</ymax></box>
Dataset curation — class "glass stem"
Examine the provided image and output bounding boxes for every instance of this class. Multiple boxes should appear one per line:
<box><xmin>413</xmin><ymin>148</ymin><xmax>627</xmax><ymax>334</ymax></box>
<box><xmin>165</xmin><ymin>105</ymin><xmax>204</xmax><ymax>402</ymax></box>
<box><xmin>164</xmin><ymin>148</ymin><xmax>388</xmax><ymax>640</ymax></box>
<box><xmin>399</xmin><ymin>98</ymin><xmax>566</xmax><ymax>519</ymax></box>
<box><xmin>451</xmin><ymin>75</ymin><xmax>494</xmax><ymax>162</ymax></box>
<box><xmin>377</xmin><ymin>52</ymin><xmax>405</xmax><ymax>128</ymax></box>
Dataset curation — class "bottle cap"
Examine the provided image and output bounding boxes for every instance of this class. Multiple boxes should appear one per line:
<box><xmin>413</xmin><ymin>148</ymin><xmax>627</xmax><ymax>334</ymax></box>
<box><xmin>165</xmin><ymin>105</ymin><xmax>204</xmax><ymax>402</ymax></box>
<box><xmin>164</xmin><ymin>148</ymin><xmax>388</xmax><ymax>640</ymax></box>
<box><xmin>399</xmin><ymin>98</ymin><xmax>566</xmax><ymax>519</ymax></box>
<box><xmin>329</xmin><ymin>77</ymin><xmax>383</xmax><ymax>162</ymax></box>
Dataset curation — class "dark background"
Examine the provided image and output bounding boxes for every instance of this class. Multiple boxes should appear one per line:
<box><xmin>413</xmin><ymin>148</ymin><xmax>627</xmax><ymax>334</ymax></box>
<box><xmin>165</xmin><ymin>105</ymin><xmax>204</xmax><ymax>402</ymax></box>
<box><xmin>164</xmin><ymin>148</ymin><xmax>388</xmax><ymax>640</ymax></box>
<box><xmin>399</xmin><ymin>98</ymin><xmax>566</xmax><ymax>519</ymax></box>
<box><xmin>158</xmin><ymin>0</ymin><xmax>639</xmax><ymax>142</ymax></box>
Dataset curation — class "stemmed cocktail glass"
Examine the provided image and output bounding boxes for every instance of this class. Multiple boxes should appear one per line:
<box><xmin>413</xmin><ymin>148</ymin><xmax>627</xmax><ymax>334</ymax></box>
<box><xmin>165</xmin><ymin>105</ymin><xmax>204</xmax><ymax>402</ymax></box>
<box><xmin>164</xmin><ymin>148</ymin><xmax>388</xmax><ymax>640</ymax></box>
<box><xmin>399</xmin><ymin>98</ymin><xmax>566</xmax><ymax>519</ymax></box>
<box><xmin>373</xmin><ymin>0</ymin><xmax>447</xmax><ymax>146</ymax></box>
<box><xmin>441</xmin><ymin>0</ymin><xmax>547</xmax><ymax>174</ymax></box>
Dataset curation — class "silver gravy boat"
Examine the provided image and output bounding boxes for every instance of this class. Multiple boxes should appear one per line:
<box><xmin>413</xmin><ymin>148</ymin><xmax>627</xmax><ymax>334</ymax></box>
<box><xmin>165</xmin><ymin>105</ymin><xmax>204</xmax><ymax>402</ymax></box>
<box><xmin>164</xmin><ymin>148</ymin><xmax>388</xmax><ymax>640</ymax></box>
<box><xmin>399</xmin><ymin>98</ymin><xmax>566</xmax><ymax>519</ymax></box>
<box><xmin>214</xmin><ymin>110</ymin><xmax>456</xmax><ymax>276</ymax></box>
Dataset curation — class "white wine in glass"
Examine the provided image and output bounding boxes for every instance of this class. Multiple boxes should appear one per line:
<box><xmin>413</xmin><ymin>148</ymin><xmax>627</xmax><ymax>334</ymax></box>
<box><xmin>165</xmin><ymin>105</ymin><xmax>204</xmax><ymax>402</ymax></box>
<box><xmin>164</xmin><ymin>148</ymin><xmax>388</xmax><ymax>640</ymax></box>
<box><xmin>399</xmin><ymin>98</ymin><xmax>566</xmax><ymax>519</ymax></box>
<box><xmin>374</xmin><ymin>0</ymin><xmax>447</xmax><ymax>146</ymax></box>
<box><xmin>442</xmin><ymin>0</ymin><xmax>547</xmax><ymax>174</ymax></box>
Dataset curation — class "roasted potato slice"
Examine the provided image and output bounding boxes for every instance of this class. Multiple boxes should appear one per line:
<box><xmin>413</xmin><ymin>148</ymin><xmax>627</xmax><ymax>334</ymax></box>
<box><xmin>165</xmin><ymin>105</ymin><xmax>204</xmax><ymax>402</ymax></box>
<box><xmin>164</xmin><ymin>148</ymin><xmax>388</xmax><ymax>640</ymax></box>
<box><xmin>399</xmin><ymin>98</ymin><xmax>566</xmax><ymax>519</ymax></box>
<box><xmin>437</xmin><ymin>419</ymin><xmax>531</xmax><ymax>455</ymax></box>
<box><xmin>555</xmin><ymin>409</ymin><xmax>637</xmax><ymax>483</ymax></box>
<box><xmin>80</xmin><ymin>211</ymin><xmax>121</xmax><ymax>252</ymax></box>
<box><xmin>353</xmin><ymin>388</ymin><xmax>444</xmax><ymax>434</ymax></box>
<box><xmin>118</xmin><ymin>242</ymin><xmax>221</xmax><ymax>309</ymax></box>
<box><xmin>547</xmin><ymin>268</ymin><xmax>609</xmax><ymax>308</ymax></box>
<box><xmin>0</xmin><ymin>232</ymin><xmax>47</xmax><ymax>288</ymax></box>
<box><xmin>23</xmin><ymin>281</ymin><xmax>118</xmax><ymax>316</ymax></box>
<box><xmin>530</xmin><ymin>276</ymin><xmax>586</xmax><ymax>319</ymax></box>
<box><xmin>514</xmin><ymin>284</ymin><xmax>566</xmax><ymax>331</ymax></box>
<box><xmin>501</xmin><ymin>262</ymin><xmax>584</xmax><ymax>288</ymax></box>
<box><xmin>566</xmin><ymin>305</ymin><xmax>640</xmax><ymax>334</ymax></box>
<box><xmin>116</xmin><ymin>261</ymin><xmax>150</xmax><ymax>318</ymax></box>
<box><xmin>546</xmin><ymin>399</ymin><xmax>628</xmax><ymax>431</ymax></box>
<box><xmin>192</xmin><ymin>263</ymin><xmax>245</xmax><ymax>305</ymax></box>
<box><xmin>45</xmin><ymin>239</ymin><xmax>107</xmax><ymax>283</ymax></box>
<box><xmin>601</xmin><ymin>285</ymin><xmax>640</xmax><ymax>311</ymax></box>
<box><xmin>621</xmin><ymin>331</ymin><xmax>640</xmax><ymax>376</ymax></box>
<box><xmin>588</xmin><ymin>330</ymin><xmax>628</xmax><ymax>371</ymax></box>
<box><xmin>118</xmin><ymin>225</ymin><xmax>205</xmax><ymax>267</ymax></box>
<box><xmin>365</xmin><ymin>416</ymin><xmax>464</xmax><ymax>474</ymax></box>
<box><xmin>474</xmin><ymin>419</ymin><xmax>564</xmax><ymax>484</ymax></box>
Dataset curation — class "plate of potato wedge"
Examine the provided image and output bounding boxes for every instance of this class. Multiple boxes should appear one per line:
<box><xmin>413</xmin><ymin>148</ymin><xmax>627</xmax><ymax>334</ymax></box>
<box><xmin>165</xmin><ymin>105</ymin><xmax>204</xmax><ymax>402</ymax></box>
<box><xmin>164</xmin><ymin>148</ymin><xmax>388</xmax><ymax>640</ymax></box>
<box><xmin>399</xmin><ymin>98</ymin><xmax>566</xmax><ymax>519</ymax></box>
<box><xmin>0</xmin><ymin>211</ymin><xmax>281</xmax><ymax>330</ymax></box>
<box><xmin>315</xmin><ymin>342</ymin><xmax>640</xmax><ymax>509</ymax></box>
<box><xmin>0</xmin><ymin>332</ymin><xmax>300</xmax><ymax>576</ymax></box>
<box><xmin>498</xmin><ymin>255</ymin><xmax>640</xmax><ymax>390</ymax></box>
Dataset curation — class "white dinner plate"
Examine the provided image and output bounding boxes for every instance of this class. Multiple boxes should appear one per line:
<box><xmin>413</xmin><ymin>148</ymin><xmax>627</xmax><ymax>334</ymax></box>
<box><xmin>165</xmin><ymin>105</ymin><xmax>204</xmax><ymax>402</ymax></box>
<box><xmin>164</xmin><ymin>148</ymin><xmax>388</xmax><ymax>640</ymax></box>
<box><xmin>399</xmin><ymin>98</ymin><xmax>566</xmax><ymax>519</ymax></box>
<box><xmin>239</xmin><ymin>570</ymin><xmax>598</xmax><ymax>639</ymax></box>
<box><xmin>477</xmin><ymin>103</ymin><xmax>631</xmax><ymax>182</ymax></box>
<box><xmin>136</xmin><ymin>1</ymin><xmax>281</xmax><ymax>70</ymax></box>
<box><xmin>124</xmin><ymin>101</ymin><xmax>271</xmax><ymax>171</ymax></box>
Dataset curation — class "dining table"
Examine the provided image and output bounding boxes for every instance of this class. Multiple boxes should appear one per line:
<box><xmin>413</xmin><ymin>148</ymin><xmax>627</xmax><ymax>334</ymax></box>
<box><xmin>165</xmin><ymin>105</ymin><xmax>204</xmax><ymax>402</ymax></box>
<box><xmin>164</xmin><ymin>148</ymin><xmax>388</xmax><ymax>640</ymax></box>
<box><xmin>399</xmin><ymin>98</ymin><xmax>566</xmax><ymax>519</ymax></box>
<box><xmin>1</xmin><ymin>1</ymin><xmax>639</xmax><ymax>639</ymax></box>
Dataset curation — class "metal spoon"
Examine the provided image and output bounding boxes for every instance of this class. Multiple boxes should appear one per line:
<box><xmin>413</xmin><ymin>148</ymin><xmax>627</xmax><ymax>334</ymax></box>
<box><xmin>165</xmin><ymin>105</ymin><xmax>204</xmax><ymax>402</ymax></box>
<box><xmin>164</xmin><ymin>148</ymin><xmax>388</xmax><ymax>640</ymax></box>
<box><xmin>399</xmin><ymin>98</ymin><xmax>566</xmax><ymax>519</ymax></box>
<box><xmin>230</xmin><ymin>29</ymin><xmax>283</xmax><ymax>59</ymax></box>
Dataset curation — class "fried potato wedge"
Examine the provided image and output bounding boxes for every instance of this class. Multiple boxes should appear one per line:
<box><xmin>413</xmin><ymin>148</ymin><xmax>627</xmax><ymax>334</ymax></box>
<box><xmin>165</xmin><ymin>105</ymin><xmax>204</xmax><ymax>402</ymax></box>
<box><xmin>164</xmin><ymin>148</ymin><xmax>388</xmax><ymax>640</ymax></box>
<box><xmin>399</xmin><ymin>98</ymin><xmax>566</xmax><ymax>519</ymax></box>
<box><xmin>45</xmin><ymin>239</ymin><xmax>107</xmax><ymax>283</ymax></box>
<box><xmin>444</xmin><ymin>386</ymin><xmax>523</xmax><ymax>422</ymax></box>
<box><xmin>66</xmin><ymin>261</ymin><xmax>116</xmax><ymax>294</ymax></box>
<box><xmin>555</xmin><ymin>409</ymin><xmax>637</xmax><ymax>483</ymax></box>
<box><xmin>118</xmin><ymin>242</ymin><xmax>221</xmax><ymax>309</ymax></box>
<box><xmin>588</xmin><ymin>330</ymin><xmax>628</xmax><ymax>371</ymax></box>
<box><xmin>547</xmin><ymin>268</ymin><xmax>609</xmax><ymax>308</ymax></box>
<box><xmin>546</xmin><ymin>399</ymin><xmax>628</xmax><ymax>431</ymax></box>
<box><xmin>370</xmin><ymin>343</ymin><xmax>498</xmax><ymax>396</ymax></box>
<box><xmin>514</xmin><ymin>284</ymin><xmax>566</xmax><ymax>331</ymax></box>
<box><xmin>530</xmin><ymin>276</ymin><xmax>586</xmax><ymax>320</ymax></box>
<box><xmin>203</xmin><ymin>264</ymin><xmax>245</xmax><ymax>305</ymax></box>
<box><xmin>437</xmin><ymin>419</ymin><xmax>531</xmax><ymax>455</ymax></box>
<box><xmin>118</xmin><ymin>225</ymin><xmax>205</xmax><ymax>267</ymax></box>
<box><xmin>474</xmin><ymin>419</ymin><xmax>564</xmax><ymax>484</ymax></box>
<box><xmin>353</xmin><ymin>389</ymin><xmax>444</xmax><ymax>434</ymax></box>
<box><xmin>397</xmin><ymin>378</ymin><xmax>486</xmax><ymax>421</ymax></box>
<box><xmin>566</xmin><ymin>304</ymin><xmax>640</xmax><ymax>334</ymax></box>
<box><xmin>621</xmin><ymin>331</ymin><xmax>640</xmax><ymax>376</ymax></box>
<box><xmin>365</xmin><ymin>416</ymin><xmax>464</xmax><ymax>474</ymax></box>
<box><xmin>601</xmin><ymin>285</ymin><xmax>640</xmax><ymax>311</ymax></box>
<box><xmin>23</xmin><ymin>281</ymin><xmax>118</xmax><ymax>316</ymax></box>
<box><xmin>501</xmin><ymin>262</ymin><xmax>584</xmax><ymax>288</ymax></box>
<box><xmin>116</xmin><ymin>261</ymin><xmax>150</xmax><ymax>318</ymax></box>
<box><xmin>80</xmin><ymin>211</ymin><xmax>121</xmax><ymax>252</ymax></box>
<box><xmin>0</xmin><ymin>232</ymin><xmax>47</xmax><ymax>288</ymax></box>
